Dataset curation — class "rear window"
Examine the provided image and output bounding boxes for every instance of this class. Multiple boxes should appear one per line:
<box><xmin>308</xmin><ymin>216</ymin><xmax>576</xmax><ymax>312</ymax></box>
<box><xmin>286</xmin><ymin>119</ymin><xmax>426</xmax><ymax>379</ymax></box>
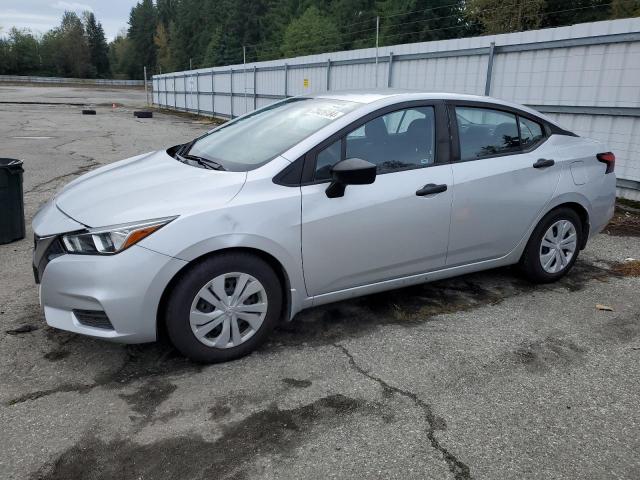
<box><xmin>456</xmin><ymin>107</ymin><xmax>520</xmax><ymax>161</ymax></box>
<box><xmin>187</xmin><ymin>98</ymin><xmax>360</xmax><ymax>171</ymax></box>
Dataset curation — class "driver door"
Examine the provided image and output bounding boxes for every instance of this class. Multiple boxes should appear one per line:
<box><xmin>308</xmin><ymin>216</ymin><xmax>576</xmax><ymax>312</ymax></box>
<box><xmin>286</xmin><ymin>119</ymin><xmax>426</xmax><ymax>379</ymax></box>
<box><xmin>300</xmin><ymin>103</ymin><xmax>453</xmax><ymax>297</ymax></box>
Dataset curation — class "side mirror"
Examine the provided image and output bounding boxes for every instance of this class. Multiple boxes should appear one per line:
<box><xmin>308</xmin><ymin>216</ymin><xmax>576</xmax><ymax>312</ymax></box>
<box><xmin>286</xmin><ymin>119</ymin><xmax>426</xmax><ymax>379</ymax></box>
<box><xmin>326</xmin><ymin>158</ymin><xmax>376</xmax><ymax>198</ymax></box>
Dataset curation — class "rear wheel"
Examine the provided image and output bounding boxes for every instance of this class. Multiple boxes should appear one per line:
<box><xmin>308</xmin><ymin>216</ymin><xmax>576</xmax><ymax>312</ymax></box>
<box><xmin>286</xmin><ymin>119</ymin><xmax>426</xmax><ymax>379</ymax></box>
<box><xmin>166</xmin><ymin>253</ymin><xmax>282</xmax><ymax>363</ymax></box>
<box><xmin>520</xmin><ymin>207</ymin><xmax>583</xmax><ymax>283</ymax></box>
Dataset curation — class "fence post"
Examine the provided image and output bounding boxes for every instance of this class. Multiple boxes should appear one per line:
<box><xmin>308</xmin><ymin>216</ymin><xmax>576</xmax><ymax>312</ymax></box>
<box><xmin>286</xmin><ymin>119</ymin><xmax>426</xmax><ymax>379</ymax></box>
<box><xmin>387</xmin><ymin>52</ymin><xmax>393</xmax><ymax>87</ymax></box>
<box><xmin>183</xmin><ymin>75</ymin><xmax>187</xmax><ymax>111</ymax></box>
<box><xmin>195</xmin><ymin>72</ymin><xmax>200</xmax><ymax>115</ymax></box>
<box><xmin>164</xmin><ymin>76</ymin><xmax>167</xmax><ymax>108</ymax></box>
<box><xmin>230</xmin><ymin>69</ymin><xmax>234</xmax><ymax>118</ymax></box>
<box><xmin>253</xmin><ymin>66</ymin><xmax>257</xmax><ymax>111</ymax></box>
<box><xmin>174</xmin><ymin>76</ymin><xmax>177</xmax><ymax>109</ymax></box>
<box><xmin>326</xmin><ymin>59</ymin><xmax>331</xmax><ymax>91</ymax></box>
<box><xmin>144</xmin><ymin>66</ymin><xmax>149</xmax><ymax>106</ymax></box>
<box><xmin>211</xmin><ymin>70</ymin><xmax>215</xmax><ymax>117</ymax></box>
<box><xmin>284</xmin><ymin>63</ymin><xmax>288</xmax><ymax>98</ymax></box>
<box><xmin>484</xmin><ymin>42</ymin><xmax>496</xmax><ymax>96</ymax></box>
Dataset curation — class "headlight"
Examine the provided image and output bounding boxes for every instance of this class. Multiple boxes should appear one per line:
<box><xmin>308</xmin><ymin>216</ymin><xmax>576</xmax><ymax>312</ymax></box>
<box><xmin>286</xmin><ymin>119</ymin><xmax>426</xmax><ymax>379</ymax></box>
<box><xmin>61</xmin><ymin>217</ymin><xmax>176</xmax><ymax>255</ymax></box>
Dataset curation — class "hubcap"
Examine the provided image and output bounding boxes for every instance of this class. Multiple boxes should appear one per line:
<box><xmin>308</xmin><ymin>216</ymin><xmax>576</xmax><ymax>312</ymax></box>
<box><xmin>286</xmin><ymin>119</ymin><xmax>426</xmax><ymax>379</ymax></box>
<box><xmin>539</xmin><ymin>220</ymin><xmax>577</xmax><ymax>274</ymax></box>
<box><xmin>189</xmin><ymin>272</ymin><xmax>268</xmax><ymax>348</ymax></box>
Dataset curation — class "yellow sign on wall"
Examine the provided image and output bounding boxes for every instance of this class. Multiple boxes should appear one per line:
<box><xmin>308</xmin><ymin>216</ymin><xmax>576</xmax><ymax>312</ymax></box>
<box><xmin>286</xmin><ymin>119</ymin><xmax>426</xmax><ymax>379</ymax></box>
<box><xmin>303</xmin><ymin>78</ymin><xmax>309</xmax><ymax>88</ymax></box>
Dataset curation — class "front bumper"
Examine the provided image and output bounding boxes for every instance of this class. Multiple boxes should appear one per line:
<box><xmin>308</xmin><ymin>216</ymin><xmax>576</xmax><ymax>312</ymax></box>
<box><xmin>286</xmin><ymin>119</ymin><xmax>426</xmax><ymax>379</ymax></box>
<box><xmin>37</xmin><ymin>243</ymin><xmax>187</xmax><ymax>343</ymax></box>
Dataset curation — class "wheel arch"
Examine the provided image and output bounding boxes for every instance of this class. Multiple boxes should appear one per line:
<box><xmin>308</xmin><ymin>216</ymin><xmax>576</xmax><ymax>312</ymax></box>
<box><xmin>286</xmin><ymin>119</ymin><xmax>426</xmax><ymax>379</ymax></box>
<box><xmin>543</xmin><ymin>201</ymin><xmax>590</xmax><ymax>250</ymax></box>
<box><xmin>156</xmin><ymin>247</ymin><xmax>295</xmax><ymax>343</ymax></box>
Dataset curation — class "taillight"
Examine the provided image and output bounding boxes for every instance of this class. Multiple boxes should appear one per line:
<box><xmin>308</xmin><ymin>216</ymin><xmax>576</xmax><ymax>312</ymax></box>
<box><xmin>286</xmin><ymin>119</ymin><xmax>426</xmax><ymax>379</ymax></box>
<box><xmin>597</xmin><ymin>152</ymin><xmax>615</xmax><ymax>174</ymax></box>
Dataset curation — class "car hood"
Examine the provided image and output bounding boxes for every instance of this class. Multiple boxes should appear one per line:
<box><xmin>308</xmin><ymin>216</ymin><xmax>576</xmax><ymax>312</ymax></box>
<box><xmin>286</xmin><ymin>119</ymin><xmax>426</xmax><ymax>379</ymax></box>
<box><xmin>55</xmin><ymin>150</ymin><xmax>247</xmax><ymax>227</ymax></box>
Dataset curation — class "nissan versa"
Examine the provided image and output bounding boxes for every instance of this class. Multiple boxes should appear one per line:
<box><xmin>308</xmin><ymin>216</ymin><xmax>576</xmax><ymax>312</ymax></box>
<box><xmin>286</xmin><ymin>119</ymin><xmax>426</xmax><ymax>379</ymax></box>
<box><xmin>32</xmin><ymin>91</ymin><xmax>616</xmax><ymax>363</ymax></box>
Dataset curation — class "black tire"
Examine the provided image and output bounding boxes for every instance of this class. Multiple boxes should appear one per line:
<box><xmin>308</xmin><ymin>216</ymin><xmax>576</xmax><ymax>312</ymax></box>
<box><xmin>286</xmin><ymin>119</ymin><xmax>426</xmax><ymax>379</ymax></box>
<box><xmin>165</xmin><ymin>252</ymin><xmax>282</xmax><ymax>363</ymax></box>
<box><xmin>82</xmin><ymin>109</ymin><xmax>96</xmax><ymax>115</ymax></box>
<box><xmin>134</xmin><ymin>111</ymin><xmax>153</xmax><ymax>118</ymax></box>
<box><xmin>519</xmin><ymin>207</ymin><xmax>583</xmax><ymax>283</ymax></box>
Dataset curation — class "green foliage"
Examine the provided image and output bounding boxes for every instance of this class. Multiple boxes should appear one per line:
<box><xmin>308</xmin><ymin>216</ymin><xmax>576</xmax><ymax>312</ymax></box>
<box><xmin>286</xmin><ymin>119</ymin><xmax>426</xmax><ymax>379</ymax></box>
<box><xmin>154</xmin><ymin>23</ymin><xmax>172</xmax><ymax>73</ymax></box>
<box><xmin>542</xmin><ymin>0</ymin><xmax>612</xmax><ymax>28</ymax></box>
<box><xmin>610</xmin><ymin>0</ymin><xmax>640</xmax><ymax>18</ymax></box>
<box><xmin>1</xmin><ymin>28</ymin><xmax>41</xmax><ymax>75</ymax></box>
<box><xmin>127</xmin><ymin>0</ymin><xmax>158</xmax><ymax>78</ymax></box>
<box><xmin>109</xmin><ymin>32</ymin><xmax>135</xmax><ymax>79</ymax></box>
<box><xmin>1</xmin><ymin>0</ymin><xmax>638</xmax><ymax>79</ymax></box>
<box><xmin>282</xmin><ymin>6</ymin><xmax>341</xmax><ymax>57</ymax></box>
<box><xmin>84</xmin><ymin>12</ymin><xmax>110</xmax><ymax>77</ymax></box>
<box><xmin>379</xmin><ymin>0</ymin><xmax>468</xmax><ymax>46</ymax></box>
<box><xmin>466</xmin><ymin>0</ymin><xmax>545</xmax><ymax>34</ymax></box>
<box><xmin>0</xmin><ymin>10</ymin><xmax>108</xmax><ymax>78</ymax></box>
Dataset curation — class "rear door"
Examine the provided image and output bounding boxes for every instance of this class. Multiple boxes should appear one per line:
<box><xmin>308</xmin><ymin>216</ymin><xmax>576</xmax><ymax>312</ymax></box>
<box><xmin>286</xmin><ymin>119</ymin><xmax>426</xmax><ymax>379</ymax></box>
<box><xmin>447</xmin><ymin>103</ymin><xmax>561</xmax><ymax>266</ymax></box>
<box><xmin>300</xmin><ymin>102</ymin><xmax>453</xmax><ymax>296</ymax></box>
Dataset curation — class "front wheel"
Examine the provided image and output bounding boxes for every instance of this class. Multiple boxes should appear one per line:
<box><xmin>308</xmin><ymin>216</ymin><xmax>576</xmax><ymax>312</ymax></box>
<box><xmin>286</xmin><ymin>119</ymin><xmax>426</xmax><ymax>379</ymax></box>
<box><xmin>165</xmin><ymin>253</ymin><xmax>282</xmax><ymax>363</ymax></box>
<box><xmin>519</xmin><ymin>207</ymin><xmax>583</xmax><ymax>283</ymax></box>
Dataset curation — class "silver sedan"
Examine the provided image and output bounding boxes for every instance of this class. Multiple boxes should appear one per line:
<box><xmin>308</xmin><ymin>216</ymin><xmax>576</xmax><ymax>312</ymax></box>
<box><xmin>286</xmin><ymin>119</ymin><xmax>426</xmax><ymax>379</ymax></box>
<box><xmin>33</xmin><ymin>91</ymin><xmax>616</xmax><ymax>362</ymax></box>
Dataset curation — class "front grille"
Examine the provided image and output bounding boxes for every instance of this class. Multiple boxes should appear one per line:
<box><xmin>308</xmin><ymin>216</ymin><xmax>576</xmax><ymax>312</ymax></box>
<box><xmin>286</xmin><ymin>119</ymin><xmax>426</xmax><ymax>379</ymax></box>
<box><xmin>33</xmin><ymin>235</ymin><xmax>65</xmax><ymax>284</ymax></box>
<box><xmin>73</xmin><ymin>310</ymin><xmax>114</xmax><ymax>330</ymax></box>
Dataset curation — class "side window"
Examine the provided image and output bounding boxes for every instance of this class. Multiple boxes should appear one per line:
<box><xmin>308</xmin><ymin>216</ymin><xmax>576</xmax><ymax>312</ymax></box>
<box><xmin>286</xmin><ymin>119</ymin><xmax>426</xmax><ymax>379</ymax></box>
<box><xmin>314</xmin><ymin>106</ymin><xmax>436</xmax><ymax>180</ymax></box>
<box><xmin>456</xmin><ymin>106</ymin><xmax>520</xmax><ymax>160</ymax></box>
<box><xmin>314</xmin><ymin>138</ymin><xmax>342</xmax><ymax>181</ymax></box>
<box><xmin>345</xmin><ymin>106</ymin><xmax>435</xmax><ymax>175</ymax></box>
<box><xmin>519</xmin><ymin>117</ymin><xmax>544</xmax><ymax>147</ymax></box>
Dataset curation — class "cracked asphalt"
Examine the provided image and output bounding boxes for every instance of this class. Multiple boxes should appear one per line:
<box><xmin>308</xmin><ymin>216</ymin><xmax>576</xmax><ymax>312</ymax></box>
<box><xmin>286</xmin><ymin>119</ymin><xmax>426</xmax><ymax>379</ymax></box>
<box><xmin>1</xmin><ymin>85</ymin><xmax>640</xmax><ymax>480</ymax></box>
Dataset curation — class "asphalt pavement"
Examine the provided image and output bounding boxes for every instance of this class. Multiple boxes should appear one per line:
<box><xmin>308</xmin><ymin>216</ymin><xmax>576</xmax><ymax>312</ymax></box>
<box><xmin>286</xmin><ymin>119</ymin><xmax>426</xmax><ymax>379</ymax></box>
<box><xmin>0</xmin><ymin>85</ymin><xmax>639</xmax><ymax>480</ymax></box>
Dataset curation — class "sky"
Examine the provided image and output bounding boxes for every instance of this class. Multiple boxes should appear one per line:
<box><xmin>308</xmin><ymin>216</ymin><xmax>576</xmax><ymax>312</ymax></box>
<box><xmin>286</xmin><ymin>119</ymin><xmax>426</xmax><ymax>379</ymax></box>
<box><xmin>0</xmin><ymin>0</ymin><xmax>139</xmax><ymax>41</ymax></box>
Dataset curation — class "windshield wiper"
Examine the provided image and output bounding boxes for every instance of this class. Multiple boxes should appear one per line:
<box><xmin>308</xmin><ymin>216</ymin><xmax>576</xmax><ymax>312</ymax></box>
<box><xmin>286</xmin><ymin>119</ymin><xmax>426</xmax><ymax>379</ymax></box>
<box><xmin>178</xmin><ymin>138</ymin><xmax>197</xmax><ymax>156</ymax></box>
<box><xmin>179</xmin><ymin>153</ymin><xmax>226</xmax><ymax>171</ymax></box>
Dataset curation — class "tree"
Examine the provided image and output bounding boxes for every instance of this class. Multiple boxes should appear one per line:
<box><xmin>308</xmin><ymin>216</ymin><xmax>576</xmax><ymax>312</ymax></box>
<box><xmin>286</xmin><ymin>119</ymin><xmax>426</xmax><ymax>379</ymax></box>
<box><xmin>282</xmin><ymin>6</ymin><xmax>341</xmax><ymax>57</ymax></box>
<box><xmin>84</xmin><ymin>12</ymin><xmax>110</xmax><ymax>77</ymax></box>
<box><xmin>154</xmin><ymin>22</ymin><xmax>172</xmax><ymax>72</ymax></box>
<box><xmin>127</xmin><ymin>0</ymin><xmax>158</xmax><ymax>78</ymax></box>
<box><xmin>378</xmin><ymin>0</ymin><xmax>468</xmax><ymax>46</ymax></box>
<box><xmin>109</xmin><ymin>30</ymin><xmax>135</xmax><ymax>78</ymax></box>
<box><xmin>541</xmin><ymin>0</ymin><xmax>610</xmax><ymax>28</ymax></box>
<box><xmin>48</xmin><ymin>12</ymin><xmax>91</xmax><ymax>78</ymax></box>
<box><xmin>202</xmin><ymin>28</ymin><xmax>224</xmax><ymax>67</ymax></box>
<box><xmin>156</xmin><ymin>0</ymin><xmax>177</xmax><ymax>28</ymax></box>
<box><xmin>3</xmin><ymin>28</ymin><xmax>41</xmax><ymax>74</ymax></box>
<box><xmin>466</xmin><ymin>0</ymin><xmax>545</xmax><ymax>34</ymax></box>
<box><xmin>331</xmin><ymin>0</ymin><xmax>376</xmax><ymax>50</ymax></box>
<box><xmin>610</xmin><ymin>0</ymin><xmax>640</xmax><ymax>18</ymax></box>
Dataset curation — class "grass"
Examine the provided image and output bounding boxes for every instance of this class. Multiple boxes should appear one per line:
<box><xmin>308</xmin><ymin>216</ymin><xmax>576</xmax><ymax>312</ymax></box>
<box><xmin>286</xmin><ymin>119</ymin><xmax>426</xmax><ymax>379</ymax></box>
<box><xmin>612</xmin><ymin>260</ymin><xmax>640</xmax><ymax>277</ymax></box>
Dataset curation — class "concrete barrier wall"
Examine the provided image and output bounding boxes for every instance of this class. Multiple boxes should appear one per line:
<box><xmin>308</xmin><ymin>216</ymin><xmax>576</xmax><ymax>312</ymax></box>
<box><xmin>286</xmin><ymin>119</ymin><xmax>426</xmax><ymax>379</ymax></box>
<box><xmin>0</xmin><ymin>75</ymin><xmax>147</xmax><ymax>87</ymax></box>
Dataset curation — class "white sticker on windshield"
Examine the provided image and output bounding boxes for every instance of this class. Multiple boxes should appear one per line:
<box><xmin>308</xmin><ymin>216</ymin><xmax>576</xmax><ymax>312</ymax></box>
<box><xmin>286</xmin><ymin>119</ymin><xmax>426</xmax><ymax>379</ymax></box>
<box><xmin>306</xmin><ymin>105</ymin><xmax>349</xmax><ymax>121</ymax></box>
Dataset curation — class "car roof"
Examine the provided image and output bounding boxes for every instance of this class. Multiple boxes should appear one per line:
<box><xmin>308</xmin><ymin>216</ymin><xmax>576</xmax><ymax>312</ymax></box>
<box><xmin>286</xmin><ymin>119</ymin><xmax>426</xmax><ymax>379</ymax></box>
<box><xmin>308</xmin><ymin>89</ymin><xmax>561</xmax><ymax>128</ymax></box>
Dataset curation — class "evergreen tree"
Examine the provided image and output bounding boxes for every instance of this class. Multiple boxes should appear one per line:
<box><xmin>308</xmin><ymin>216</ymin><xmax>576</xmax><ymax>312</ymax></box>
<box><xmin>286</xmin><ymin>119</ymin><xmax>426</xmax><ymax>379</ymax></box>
<box><xmin>127</xmin><ymin>0</ymin><xmax>158</xmax><ymax>78</ymax></box>
<box><xmin>84</xmin><ymin>12</ymin><xmax>111</xmax><ymax>78</ymax></box>
<box><xmin>378</xmin><ymin>0</ymin><xmax>467</xmax><ymax>46</ymax></box>
<box><xmin>282</xmin><ymin>6</ymin><xmax>341</xmax><ymax>57</ymax></box>
<box><xmin>541</xmin><ymin>0</ymin><xmax>611</xmax><ymax>28</ymax></box>
<box><xmin>610</xmin><ymin>0</ymin><xmax>640</xmax><ymax>18</ymax></box>
<box><xmin>54</xmin><ymin>12</ymin><xmax>91</xmax><ymax>78</ymax></box>
<box><xmin>466</xmin><ymin>0</ymin><xmax>545</xmax><ymax>34</ymax></box>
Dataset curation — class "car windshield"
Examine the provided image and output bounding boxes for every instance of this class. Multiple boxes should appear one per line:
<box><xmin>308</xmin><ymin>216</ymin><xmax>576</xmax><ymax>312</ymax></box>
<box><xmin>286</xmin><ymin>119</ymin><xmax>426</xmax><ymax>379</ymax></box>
<box><xmin>185</xmin><ymin>97</ymin><xmax>361</xmax><ymax>171</ymax></box>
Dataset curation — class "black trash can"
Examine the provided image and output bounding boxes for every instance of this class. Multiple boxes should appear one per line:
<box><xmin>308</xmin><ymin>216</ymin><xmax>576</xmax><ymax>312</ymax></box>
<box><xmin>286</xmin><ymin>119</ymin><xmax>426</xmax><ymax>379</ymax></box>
<box><xmin>0</xmin><ymin>158</ymin><xmax>26</xmax><ymax>244</ymax></box>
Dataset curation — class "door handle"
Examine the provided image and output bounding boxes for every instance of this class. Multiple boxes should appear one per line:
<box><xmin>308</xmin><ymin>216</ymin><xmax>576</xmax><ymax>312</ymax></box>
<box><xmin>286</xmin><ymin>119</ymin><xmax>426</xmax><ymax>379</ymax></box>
<box><xmin>533</xmin><ymin>158</ymin><xmax>555</xmax><ymax>169</ymax></box>
<box><xmin>416</xmin><ymin>183</ymin><xmax>447</xmax><ymax>196</ymax></box>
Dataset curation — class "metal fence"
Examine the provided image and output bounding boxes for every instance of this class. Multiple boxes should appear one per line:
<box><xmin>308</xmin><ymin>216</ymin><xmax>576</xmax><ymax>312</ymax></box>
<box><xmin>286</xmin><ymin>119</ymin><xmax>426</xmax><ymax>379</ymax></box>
<box><xmin>152</xmin><ymin>18</ymin><xmax>640</xmax><ymax>199</ymax></box>
<box><xmin>0</xmin><ymin>75</ymin><xmax>147</xmax><ymax>87</ymax></box>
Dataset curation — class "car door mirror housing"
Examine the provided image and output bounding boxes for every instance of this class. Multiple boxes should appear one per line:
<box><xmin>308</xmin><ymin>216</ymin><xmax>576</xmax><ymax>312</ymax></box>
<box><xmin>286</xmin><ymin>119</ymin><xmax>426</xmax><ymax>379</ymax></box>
<box><xmin>326</xmin><ymin>158</ymin><xmax>376</xmax><ymax>198</ymax></box>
